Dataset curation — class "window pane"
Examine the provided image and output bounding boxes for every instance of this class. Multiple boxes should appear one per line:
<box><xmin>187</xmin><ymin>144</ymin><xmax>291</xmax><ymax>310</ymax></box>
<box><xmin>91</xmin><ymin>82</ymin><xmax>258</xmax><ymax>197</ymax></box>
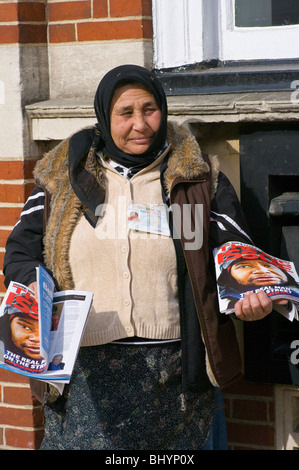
<box><xmin>235</xmin><ymin>0</ymin><xmax>299</xmax><ymax>27</ymax></box>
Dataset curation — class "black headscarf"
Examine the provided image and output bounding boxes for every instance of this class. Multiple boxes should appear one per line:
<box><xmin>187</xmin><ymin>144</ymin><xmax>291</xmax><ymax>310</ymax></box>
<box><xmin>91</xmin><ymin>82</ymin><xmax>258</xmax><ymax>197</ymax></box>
<box><xmin>94</xmin><ymin>64</ymin><xmax>168</xmax><ymax>168</ymax></box>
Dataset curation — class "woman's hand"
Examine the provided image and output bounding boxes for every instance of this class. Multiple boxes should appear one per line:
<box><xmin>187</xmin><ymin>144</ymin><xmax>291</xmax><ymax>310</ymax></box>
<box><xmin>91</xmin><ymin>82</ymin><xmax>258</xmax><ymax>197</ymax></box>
<box><xmin>234</xmin><ymin>290</ymin><xmax>288</xmax><ymax>321</ymax></box>
<box><xmin>28</xmin><ymin>281</ymin><xmax>38</xmax><ymax>299</ymax></box>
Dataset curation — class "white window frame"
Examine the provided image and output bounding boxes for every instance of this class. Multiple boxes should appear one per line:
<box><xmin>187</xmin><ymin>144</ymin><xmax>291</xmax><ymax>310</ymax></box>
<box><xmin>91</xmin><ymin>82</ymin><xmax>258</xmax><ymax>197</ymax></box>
<box><xmin>152</xmin><ymin>0</ymin><xmax>299</xmax><ymax>69</ymax></box>
<box><xmin>152</xmin><ymin>0</ymin><xmax>205</xmax><ymax>69</ymax></box>
<box><xmin>220</xmin><ymin>0</ymin><xmax>299</xmax><ymax>61</ymax></box>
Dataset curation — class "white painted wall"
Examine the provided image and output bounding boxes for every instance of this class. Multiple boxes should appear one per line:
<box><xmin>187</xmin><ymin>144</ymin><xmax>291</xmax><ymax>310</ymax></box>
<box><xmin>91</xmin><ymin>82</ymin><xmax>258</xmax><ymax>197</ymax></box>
<box><xmin>0</xmin><ymin>46</ymin><xmax>25</xmax><ymax>159</ymax></box>
<box><xmin>0</xmin><ymin>45</ymin><xmax>49</xmax><ymax>159</ymax></box>
<box><xmin>48</xmin><ymin>41</ymin><xmax>153</xmax><ymax>100</ymax></box>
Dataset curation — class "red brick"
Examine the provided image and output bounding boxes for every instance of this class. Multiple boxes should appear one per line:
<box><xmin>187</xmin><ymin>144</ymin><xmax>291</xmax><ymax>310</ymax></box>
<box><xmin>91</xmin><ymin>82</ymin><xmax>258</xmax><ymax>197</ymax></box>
<box><xmin>93</xmin><ymin>0</ymin><xmax>108</xmax><ymax>18</ymax></box>
<box><xmin>0</xmin><ymin>230</ymin><xmax>10</xmax><ymax>248</ymax></box>
<box><xmin>0</xmin><ymin>406</ymin><xmax>43</xmax><ymax>428</ymax></box>
<box><xmin>25</xmin><ymin>183</ymin><xmax>35</xmax><ymax>199</ymax></box>
<box><xmin>0</xmin><ymin>24</ymin><xmax>47</xmax><ymax>44</ymax></box>
<box><xmin>0</xmin><ymin>252</ymin><xmax>4</xmax><ymax>271</ymax></box>
<box><xmin>0</xmin><ymin>207</ymin><xmax>22</xmax><ymax>226</ymax></box>
<box><xmin>0</xmin><ymin>184</ymin><xmax>28</xmax><ymax>204</ymax></box>
<box><xmin>226</xmin><ymin>422</ymin><xmax>275</xmax><ymax>448</ymax></box>
<box><xmin>19</xmin><ymin>24</ymin><xmax>47</xmax><ymax>43</ymax></box>
<box><xmin>0</xmin><ymin>25</ymin><xmax>19</xmax><ymax>44</ymax></box>
<box><xmin>0</xmin><ymin>3</ymin><xmax>18</xmax><ymax>22</ymax></box>
<box><xmin>5</xmin><ymin>427</ymin><xmax>44</xmax><ymax>450</ymax></box>
<box><xmin>110</xmin><ymin>0</ymin><xmax>152</xmax><ymax>17</ymax></box>
<box><xmin>224</xmin><ymin>376</ymin><xmax>274</xmax><ymax>397</ymax></box>
<box><xmin>232</xmin><ymin>399</ymin><xmax>268</xmax><ymax>422</ymax></box>
<box><xmin>2</xmin><ymin>182</ymin><xmax>34</xmax><ymax>202</ymax></box>
<box><xmin>0</xmin><ymin>368</ymin><xmax>30</xmax><ymax>384</ymax></box>
<box><xmin>77</xmin><ymin>19</ymin><xmax>152</xmax><ymax>41</ymax></box>
<box><xmin>141</xmin><ymin>19</ymin><xmax>152</xmax><ymax>38</ymax></box>
<box><xmin>141</xmin><ymin>0</ymin><xmax>152</xmax><ymax>16</ymax></box>
<box><xmin>0</xmin><ymin>161</ymin><xmax>25</xmax><ymax>180</ymax></box>
<box><xmin>24</xmin><ymin>160</ymin><xmax>36</xmax><ymax>179</ymax></box>
<box><xmin>49</xmin><ymin>1</ymin><xmax>91</xmax><ymax>21</ymax></box>
<box><xmin>18</xmin><ymin>2</ymin><xmax>46</xmax><ymax>22</ymax></box>
<box><xmin>110</xmin><ymin>0</ymin><xmax>146</xmax><ymax>17</ymax></box>
<box><xmin>0</xmin><ymin>274</ymin><xmax>5</xmax><ymax>293</ymax></box>
<box><xmin>49</xmin><ymin>23</ymin><xmax>76</xmax><ymax>43</ymax></box>
<box><xmin>3</xmin><ymin>386</ymin><xmax>39</xmax><ymax>406</ymax></box>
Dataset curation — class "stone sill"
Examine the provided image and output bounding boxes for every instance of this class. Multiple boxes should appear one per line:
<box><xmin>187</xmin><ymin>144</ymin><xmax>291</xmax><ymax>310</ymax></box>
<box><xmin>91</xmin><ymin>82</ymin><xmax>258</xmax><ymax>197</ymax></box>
<box><xmin>26</xmin><ymin>90</ymin><xmax>299</xmax><ymax>141</ymax></box>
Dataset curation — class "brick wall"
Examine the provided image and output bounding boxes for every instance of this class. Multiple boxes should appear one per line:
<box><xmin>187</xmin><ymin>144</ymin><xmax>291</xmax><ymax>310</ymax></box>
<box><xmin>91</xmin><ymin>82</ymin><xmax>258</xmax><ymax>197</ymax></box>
<box><xmin>224</xmin><ymin>377</ymin><xmax>275</xmax><ymax>450</ymax></box>
<box><xmin>0</xmin><ymin>0</ymin><xmax>152</xmax><ymax>45</ymax></box>
<box><xmin>0</xmin><ymin>158</ymin><xmax>37</xmax><ymax>449</ymax></box>
<box><xmin>0</xmin><ymin>1</ymin><xmax>47</xmax><ymax>44</ymax></box>
<box><xmin>48</xmin><ymin>0</ymin><xmax>152</xmax><ymax>43</ymax></box>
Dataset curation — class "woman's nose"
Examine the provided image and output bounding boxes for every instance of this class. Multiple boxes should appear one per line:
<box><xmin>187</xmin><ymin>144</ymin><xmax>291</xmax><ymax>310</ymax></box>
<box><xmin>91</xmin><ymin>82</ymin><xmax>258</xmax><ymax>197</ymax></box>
<box><xmin>132</xmin><ymin>112</ymin><xmax>147</xmax><ymax>131</ymax></box>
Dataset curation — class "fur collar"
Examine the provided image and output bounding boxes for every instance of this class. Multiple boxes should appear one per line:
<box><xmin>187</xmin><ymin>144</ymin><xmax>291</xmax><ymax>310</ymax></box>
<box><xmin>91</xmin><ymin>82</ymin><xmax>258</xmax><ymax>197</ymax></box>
<box><xmin>165</xmin><ymin>121</ymin><xmax>219</xmax><ymax>198</ymax></box>
<box><xmin>34</xmin><ymin>120</ymin><xmax>219</xmax><ymax>199</ymax></box>
<box><xmin>33</xmin><ymin>121</ymin><xmax>219</xmax><ymax>290</ymax></box>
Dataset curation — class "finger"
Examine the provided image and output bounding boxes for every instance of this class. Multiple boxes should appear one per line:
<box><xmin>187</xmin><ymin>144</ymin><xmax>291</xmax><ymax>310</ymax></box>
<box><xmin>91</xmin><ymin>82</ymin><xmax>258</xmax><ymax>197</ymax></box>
<box><xmin>234</xmin><ymin>291</ymin><xmax>272</xmax><ymax>321</ymax></box>
<box><xmin>273</xmin><ymin>298</ymin><xmax>288</xmax><ymax>305</ymax></box>
<box><xmin>234</xmin><ymin>297</ymin><xmax>252</xmax><ymax>320</ymax></box>
<box><xmin>252</xmin><ymin>291</ymin><xmax>273</xmax><ymax>316</ymax></box>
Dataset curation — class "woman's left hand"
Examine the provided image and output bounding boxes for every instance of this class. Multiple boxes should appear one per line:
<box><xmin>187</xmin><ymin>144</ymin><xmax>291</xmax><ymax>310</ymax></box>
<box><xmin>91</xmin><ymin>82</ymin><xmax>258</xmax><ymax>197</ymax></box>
<box><xmin>234</xmin><ymin>290</ymin><xmax>288</xmax><ymax>321</ymax></box>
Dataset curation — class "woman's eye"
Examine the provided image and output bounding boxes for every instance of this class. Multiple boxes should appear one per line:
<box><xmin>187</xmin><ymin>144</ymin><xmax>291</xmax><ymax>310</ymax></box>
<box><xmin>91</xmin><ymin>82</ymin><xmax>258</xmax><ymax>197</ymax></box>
<box><xmin>145</xmin><ymin>107</ymin><xmax>156</xmax><ymax>115</ymax></box>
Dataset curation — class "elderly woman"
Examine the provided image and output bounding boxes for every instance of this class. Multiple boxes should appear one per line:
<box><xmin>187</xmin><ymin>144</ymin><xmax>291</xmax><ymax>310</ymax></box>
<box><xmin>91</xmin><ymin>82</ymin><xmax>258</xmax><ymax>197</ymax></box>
<box><xmin>3</xmin><ymin>65</ymin><xmax>274</xmax><ymax>450</ymax></box>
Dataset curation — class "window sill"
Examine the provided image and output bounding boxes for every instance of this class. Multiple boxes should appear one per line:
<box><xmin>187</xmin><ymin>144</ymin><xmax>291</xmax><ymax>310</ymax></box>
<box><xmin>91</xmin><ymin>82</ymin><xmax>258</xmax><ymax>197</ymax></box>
<box><xmin>26</xmin><ymin>90</ymin><xmax>299</xmax><ymax>141</ymax></box>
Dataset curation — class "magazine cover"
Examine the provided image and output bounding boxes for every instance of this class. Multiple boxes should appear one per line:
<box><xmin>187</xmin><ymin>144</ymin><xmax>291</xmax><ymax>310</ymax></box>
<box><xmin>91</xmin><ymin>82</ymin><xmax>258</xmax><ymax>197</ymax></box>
<box><xmin>0</xmin><ymin>281</ymin><xmax>47</xmax><ymax>374</ymax></box>
<box><xmin>0</xmin><ymin>265</ymin><xmax>93</xmax><ymax>390</ymax></box>
<box><xmin>214</xmin><ymin>241</ymin><xmax>299</xmax><ymax>320</ymax></box>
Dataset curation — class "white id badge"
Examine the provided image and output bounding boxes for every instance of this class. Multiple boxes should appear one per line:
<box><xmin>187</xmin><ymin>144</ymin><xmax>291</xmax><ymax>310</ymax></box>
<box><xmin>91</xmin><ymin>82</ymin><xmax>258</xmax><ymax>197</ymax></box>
<box><xmin>127</xmin><ymin>203</ymin><xmax>171</xmax><ymax>237</ymax></box>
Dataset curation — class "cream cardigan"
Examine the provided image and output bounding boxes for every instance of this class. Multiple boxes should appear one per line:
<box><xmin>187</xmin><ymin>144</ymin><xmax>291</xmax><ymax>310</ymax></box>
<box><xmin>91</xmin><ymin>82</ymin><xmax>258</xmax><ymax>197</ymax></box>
<box><xmin>69</xmin><ymin>152</ymin><xmax>181</xmax><ymax>346</ymax></box>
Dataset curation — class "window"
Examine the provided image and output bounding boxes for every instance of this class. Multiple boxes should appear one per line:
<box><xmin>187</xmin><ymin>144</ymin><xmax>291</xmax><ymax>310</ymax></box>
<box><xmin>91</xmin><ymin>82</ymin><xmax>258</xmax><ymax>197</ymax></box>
<box><xmin>221</xmin><ymin>0</ymin><xmax>299</xmax><ymax>61</ymax></box>
<box><xmin>152</xmin><ymin>0</ymin><xmax>299</xmax><ymax>69</ymax></box>
<box><xmin>235</xmin><ymin>0</ymin><xmax>299</xmax><ymax>28</ymax></box>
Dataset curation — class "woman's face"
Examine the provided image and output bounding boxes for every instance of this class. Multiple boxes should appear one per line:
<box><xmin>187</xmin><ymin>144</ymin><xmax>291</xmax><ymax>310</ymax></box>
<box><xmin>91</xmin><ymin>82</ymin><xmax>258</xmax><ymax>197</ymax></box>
<box><xmin>230</xmin><ymin>259</ymin><xmax>288</xmax><ymax>286</ymax></box>
<box><xmin>110</xmin><ymin>83</ymin><xmax>162</xmax><ymax>154</ymax></box>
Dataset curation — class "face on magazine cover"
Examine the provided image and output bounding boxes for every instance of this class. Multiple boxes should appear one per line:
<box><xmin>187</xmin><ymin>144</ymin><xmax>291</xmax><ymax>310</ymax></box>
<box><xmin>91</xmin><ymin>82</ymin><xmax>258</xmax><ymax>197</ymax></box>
<box><xmin>9</xmin><ymin>310</ymin><xmax>41</xmax><ymax>360</ymax></box>
<box><xmin>230</xmin><ymin>259</ymin><xmax>288</xmax><ymax>287</ymax></box>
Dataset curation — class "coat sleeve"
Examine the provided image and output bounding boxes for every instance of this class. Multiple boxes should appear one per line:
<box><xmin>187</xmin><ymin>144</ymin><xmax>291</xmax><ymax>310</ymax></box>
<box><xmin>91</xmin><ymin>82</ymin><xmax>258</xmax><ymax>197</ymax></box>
<box><xmin>209</xmin><ymin>171</ymin><xmax>253</xmax><ymax>249</ymax></box>
<box><xmin>3</xmin><ymin>186</ymin><xmax>48</xmax><ymax>288</ymax></box>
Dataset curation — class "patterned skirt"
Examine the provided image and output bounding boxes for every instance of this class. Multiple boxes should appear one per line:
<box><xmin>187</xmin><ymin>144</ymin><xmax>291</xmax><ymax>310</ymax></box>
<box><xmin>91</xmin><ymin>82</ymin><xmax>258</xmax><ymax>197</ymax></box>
<box><xmin>40</xmin><ymin>341</ymin><xmax>216</xmax><ymax>450</ymax></box>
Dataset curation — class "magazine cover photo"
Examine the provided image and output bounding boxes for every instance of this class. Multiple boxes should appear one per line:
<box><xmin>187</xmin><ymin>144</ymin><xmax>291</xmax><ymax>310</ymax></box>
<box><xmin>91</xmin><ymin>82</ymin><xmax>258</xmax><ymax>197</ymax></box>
<box><xmin>214</xmin><ymin>241</ymin><xmax>299</xmax><ymax>320</ymax></box>
<box><xmin>0</xmin><ymin>282</ymin><xmax>47</xmax><ymax>374</ymax></box>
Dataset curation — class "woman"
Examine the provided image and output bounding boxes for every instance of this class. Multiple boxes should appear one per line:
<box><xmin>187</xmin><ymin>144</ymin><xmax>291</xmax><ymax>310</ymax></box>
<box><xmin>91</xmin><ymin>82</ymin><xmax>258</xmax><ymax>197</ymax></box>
<box><xmin>3</xmin><ymin>65</ymin><xmax>274</xmax><ymax>450</ymax></box>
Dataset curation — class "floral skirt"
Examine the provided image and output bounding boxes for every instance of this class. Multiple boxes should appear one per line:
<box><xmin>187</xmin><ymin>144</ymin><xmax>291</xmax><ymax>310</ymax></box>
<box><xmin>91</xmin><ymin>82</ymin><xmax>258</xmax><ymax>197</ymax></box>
<box><xmin>40</xmin><ymin>341</ymin><xmax>216</xmax><ymax>450</ymax></box>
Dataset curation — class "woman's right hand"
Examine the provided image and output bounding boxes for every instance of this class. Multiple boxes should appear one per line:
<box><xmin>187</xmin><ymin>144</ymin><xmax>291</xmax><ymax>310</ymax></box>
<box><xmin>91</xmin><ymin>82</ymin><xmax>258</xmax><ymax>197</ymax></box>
<box><xmin>28</xmin><ymin>281</ymin><xmax>38</xmax><ymax>299</ymax></box>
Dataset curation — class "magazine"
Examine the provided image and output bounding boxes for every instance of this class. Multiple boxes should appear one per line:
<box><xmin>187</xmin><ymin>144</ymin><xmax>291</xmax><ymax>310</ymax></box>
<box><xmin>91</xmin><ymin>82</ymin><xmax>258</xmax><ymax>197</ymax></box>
<box><xmin>213</xmin><ymin>241</ymin><xmax>299</xmax><ymax>321</ymax></box>
<box><xmin>0</xmin><ymin>265</ymin><xmax>93</xmax><ymax>393</ymax></box>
